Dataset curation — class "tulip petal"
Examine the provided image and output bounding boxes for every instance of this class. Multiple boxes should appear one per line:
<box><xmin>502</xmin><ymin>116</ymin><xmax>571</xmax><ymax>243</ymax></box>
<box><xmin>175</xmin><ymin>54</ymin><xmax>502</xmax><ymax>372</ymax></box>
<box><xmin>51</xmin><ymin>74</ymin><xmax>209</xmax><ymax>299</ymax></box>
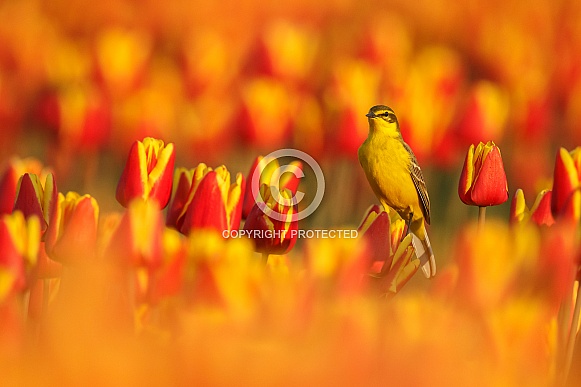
<box><xmin>458</xmin><ymin>144</ymin><xmax>476</xmax><ymax>205</ymax></box>
<box><xmin>0</xmin><ymin>166</ymin><xmax>18</xmax><ymax>215</ymax></box>
<box><xmin>509</xmin><ymin>189</ymin><xmax>529</xmax><ymax>224</ymax></box>
<box><xmin>166</xmin><ymin>169</ymin><xmax>194</xmax><ymax>230</ymax></box>
<box><xmin>180</xmin><ymin>171</ymin><xmax>228</xmax><ymax>234</ymax></box>
<box><xmin>116</xmin><ymin>141</ymin><xmax>145</xmax><ymax>207</ymax></box>
<box><xmin>551</xmin><ymin>147</ymin><xmax>580</xmax><ymax>219</ymax></box>
<box><xmin>530</xmin><ymin>190</ymin><xmax>555</xmax><ymax>226</ymax></box>
<box><xmin>13</xmin><ymin>174</ymin><xmax>47</xmax><ymax>231</ymax></box>
<box><xmin>147</xmin><ymin>143</ymin><xmax>175</xmax><ymax>208</ymax></box>
<box><xmin>358</xmin><ymin>205</ymin><xmax>391</xmax><ymax>269</ymax></box>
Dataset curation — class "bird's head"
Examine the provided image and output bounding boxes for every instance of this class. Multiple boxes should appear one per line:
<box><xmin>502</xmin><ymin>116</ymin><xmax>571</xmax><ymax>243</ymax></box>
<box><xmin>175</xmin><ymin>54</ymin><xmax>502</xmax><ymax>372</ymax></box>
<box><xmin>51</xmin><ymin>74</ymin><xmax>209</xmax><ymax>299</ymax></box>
<box><xmin>366</xmin><ymin>105</ymin><xmax>400</xmax><ymax>137</ymax></box>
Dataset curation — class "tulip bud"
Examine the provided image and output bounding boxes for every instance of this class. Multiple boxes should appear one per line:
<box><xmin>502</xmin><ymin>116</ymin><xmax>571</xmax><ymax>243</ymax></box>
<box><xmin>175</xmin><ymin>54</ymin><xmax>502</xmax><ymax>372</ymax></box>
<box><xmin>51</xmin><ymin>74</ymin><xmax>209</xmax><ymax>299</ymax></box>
<box><xmin>458</xmin><ymin>141</ymin><xmax>509</xmax><ymax>207</ymax></box>
<box><xmin>45</xmin><ymin>192</ymin><xmax>99</xmax><ymax>265</ymax></box>
<box><xmin>510</xmin><ymin>189</ymin><xmax>555</xmax><ymax>227</ymax></box>
<box><xmin>551</xmin><ymin>147</ymin><xmax>581</xmax><ymax>221</ymax></box>
<box><xmin>530</xmin><ymin>190</ymin><xmax>555</xmax><ymax>226</ymax></box>
<box><xmin>242</xmin><ymin>155</ymin><xmax>302</xmax><ymax>219</ymax></box>
<box><xmin>13</xmin><ymin>173</ymin><xmax>58</xmax><ymax>233</ymax></box>
<box><xmin>168</xmin><ymin>164</ymin><xmax>244</xmax><ymax>235</ymax></box>
<box><xmin>243</xmin><ymin>184</ymin><xmax>298</xmax><ymax>255</ymax></box>
<box><xmin>510</xmin><ymin>189</ymin><xmax>529</xmax><ymax>225</ymax></box>
<box><xmin>116</xmin><ymin>137</ymin><xmax>175</xmax><ymax>208</ymax></box>
<box><xmin>0</xmin><ymin>158</ymin><xmax>47</xmax><ymax>215</ymax></box>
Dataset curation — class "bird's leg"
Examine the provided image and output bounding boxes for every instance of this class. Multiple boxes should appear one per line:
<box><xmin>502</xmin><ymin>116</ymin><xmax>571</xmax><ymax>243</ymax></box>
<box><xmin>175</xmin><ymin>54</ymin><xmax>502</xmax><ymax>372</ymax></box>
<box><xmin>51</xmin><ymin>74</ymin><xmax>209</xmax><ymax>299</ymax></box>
<box><xmin>403</xmin><ymin>211</ymin><xmax>413</xmax><ymax>240</ymax></box>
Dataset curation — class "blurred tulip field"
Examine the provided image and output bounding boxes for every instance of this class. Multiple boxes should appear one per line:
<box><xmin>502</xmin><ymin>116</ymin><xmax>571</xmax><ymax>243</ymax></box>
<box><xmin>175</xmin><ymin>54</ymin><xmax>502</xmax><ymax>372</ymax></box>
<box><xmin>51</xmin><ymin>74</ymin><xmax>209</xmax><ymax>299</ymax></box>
<box><xmin>2</xmin><ymin>0</ymin><xmax>581</xmax><ymax>385</ymax></box>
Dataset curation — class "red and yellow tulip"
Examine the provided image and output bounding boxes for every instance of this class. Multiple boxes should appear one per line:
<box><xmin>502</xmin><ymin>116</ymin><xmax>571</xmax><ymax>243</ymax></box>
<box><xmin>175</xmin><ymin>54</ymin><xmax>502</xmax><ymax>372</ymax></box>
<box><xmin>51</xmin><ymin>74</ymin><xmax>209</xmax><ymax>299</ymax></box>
<box><xmin>116</xmin><ymin>137</ymin><xmax>175</xmax><ymax>209</ymax></box>
<box><xmin>243</xmin><ymin>184</ymin><xmax>298</xmax><ymax>255</ymax></box>
<box><xmin>551</xmin><ymin>147</ymin><xmax>580</xmax><ymax>222</ymax></box>
<box><xmin>44</xmin><ymin>192</ymin><xmax>99</xmax><ymax>265</ymax></box>
<box><xmin>357</xmin><ymin>205</ymin><xmax>419</xmax><ymax>295</ymax></box>
<box><xmin>458</xmin><ymin>141</ymin><xmax>509</xmax><ymax>207</ymax></box>
<box><xmin>0</xmin><ymin>158</ymin><xmax>48</xmax><ymax>215</ymax></box>
<box><xmin>242</xmin><ymin>155</ymin><xmax>302</xmax><ymax>219</ymax></box>
<box><xmin>510</xmin><ymin>189</ymin><xmax>554</xmax><ymax>227</ymax></box>
<box><xmin>167</xmin><ymin>164</ymin><xmax>244</xmax><ymax>235</ymax></box>
<box><xmin>13</xmin><ymin>173</ymin><xmax>58</xmax><ymax>233</ymax></box>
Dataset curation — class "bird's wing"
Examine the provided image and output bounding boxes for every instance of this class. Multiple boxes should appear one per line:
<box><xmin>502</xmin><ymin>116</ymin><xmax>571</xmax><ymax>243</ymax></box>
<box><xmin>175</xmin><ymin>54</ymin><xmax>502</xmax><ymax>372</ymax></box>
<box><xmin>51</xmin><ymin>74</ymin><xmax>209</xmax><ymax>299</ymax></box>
<box><xmin>403</xmin><ymin>142</ymin><xmax>431</xmax><ymax>225</ymax></box>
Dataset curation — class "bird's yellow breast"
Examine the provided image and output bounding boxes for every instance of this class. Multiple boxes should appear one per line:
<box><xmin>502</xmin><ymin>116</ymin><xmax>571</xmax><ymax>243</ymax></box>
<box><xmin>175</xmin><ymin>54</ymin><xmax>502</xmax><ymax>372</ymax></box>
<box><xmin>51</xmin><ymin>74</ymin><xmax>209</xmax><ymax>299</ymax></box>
<box><xmin>358</xmin><ymin>134</ymin><xmax>420</xmax><ymax>219</ymax></box>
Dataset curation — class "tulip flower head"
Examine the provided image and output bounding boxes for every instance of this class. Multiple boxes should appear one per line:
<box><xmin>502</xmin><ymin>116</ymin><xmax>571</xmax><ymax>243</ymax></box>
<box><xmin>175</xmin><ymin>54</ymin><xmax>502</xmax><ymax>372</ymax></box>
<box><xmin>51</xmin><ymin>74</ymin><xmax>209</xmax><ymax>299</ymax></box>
<box><xmin>116</xmin><ymin>137</ymin><xmax>175</xmax><ymax>208</ymax></box>
<box><xmin>167</xmin><ymin>164</ymin><xmax>244</xmax><ymax>235</ymax></box>
<box><xmin>13</xmin><ymin>173</ymin><xmax>58</xmax><ymax>233</ymax></box>
<box><xmin>551</xmin><ymin>147</ymin><xmax>581</xmax><ymax>222</ymax></box>
<box><xmin>0</xmin><ymin>158</ymin><xmax>48</xmax><ymax>215</ymax></box>
<box><xmin>357</xmin><ymin>205</ymin><xmax>419</xmax><ymax>294</ymax></box>
<box><xmin>510</xmin><ymin>189</ymin><xmax>554</xmax><ymax>227</ymax></box>
<box><xmin>458</xmin><ymin>141</ymin><xmax>509</xmax><ymax>207</ymax></box>
<box><xmin>242</xmin><ymin>155</ymin><xmax>302</xmax><ymax>219</ymax></box>
<box><xmin>243</xmin><ymin>184</ymin><xmax>298</xmax><ymax>255</ymax></box>
<box><xmin>45</xmin><ymin>192</ymin><xmax>99</xmax><ymax>265</ymax></box>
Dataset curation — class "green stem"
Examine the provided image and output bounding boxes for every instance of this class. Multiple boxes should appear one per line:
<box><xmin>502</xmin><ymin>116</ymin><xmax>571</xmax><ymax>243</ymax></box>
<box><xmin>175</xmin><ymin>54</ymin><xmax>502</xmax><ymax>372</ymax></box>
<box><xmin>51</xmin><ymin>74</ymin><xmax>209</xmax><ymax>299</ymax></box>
<box><xmin>478</xmin><ymin>206</ymin><xmax>486</xmax><ymax>231</ymax></box>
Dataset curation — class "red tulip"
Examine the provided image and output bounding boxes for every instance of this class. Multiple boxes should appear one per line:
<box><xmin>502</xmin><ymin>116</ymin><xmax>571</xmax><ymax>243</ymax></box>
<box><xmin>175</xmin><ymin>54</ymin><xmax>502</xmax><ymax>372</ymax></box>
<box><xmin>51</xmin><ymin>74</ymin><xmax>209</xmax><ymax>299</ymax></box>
<box><xmin>551</xmin><ymin>147</ymin><xmax>580</xmax><ymax>221</ymax></box>
<box><xmin>116</xmin><ymin>137</ymin><xmax>175</xmax><ymax>208</ymax></box>
<box><xmin>243</xmin><ymin>184</ymin><xmax>298</xmax><ymax>255</ymax></box>
<box><xmin>510</xmin><ymin>189</ymin><xmax>555</xmax><ymax>227</ymax></box>
<box><xmin>167</xmin><ymin>164</ymin><xmax>244</xmax><ymax>235</ymax></box>
<box><xmin>0</xmin><ymin>158</ymin><xmax>47</xmax><ymax>215</ymax></box>
<box><xmin>13</xmin><ymin>173</ymin><xmax>58</xmax><ymax>233</ymax></box>
<box><xmin>45</xmin><ymin>192</ymin><xmax>99</xmax><ymax>265</ymax></box>
<box><xmin>458</xmin><ymin>141</ymin><xmax>509</xmax><ymax>206</ymax></box>
<box><xmin>242</xmin><ymin>155</ymin><xmax>302</xmax><ymax>219</ymax></box>
<box><xmin>357</xmin><ymin>205</ymin><xmax>419</xmax><ymax>294</ymax></box>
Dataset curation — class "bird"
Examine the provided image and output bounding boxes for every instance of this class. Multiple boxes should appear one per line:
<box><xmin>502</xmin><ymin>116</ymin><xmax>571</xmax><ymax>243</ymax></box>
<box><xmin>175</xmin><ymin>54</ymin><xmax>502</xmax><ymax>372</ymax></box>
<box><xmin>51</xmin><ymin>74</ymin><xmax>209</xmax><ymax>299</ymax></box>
<box><xmin>358</xmin><ymin>105</ymin><xmax>436</xmax><ymax>278</ymax></box>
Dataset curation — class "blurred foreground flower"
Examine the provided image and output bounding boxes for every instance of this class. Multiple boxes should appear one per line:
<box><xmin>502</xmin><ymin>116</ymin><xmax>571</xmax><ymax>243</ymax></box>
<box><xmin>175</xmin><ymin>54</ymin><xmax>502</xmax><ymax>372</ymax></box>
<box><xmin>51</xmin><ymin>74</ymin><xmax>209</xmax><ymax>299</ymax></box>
<box><xmin>243</xmin><ymin>184</ymin><xmax>298</xmax><ymax>256</ymax></box>
<box><xmin>0</xmin><ymin>211</ymin><xmax>41</xmax><ymax>299</ymax></box>
<box><xmin>358</xmin><ymin>205</ymin><xmax>419</xmax><ymax>295</ymax></box>
<box><xmin>167</xmin><ymin>164</ymin><xmax>244</xmax><ymax>235</ymax></box>
<box><xmin>45</xmin><ymin>192</ymin><xmax>99</xmax><ymax>265</ymax></box>
<box><xmin>242</xmin><ymin>155</ymin><xmax>302</xmax><ymax>219</ymax></box>
<box><xmin>458</xmin><ymin>141</ymin><xmax>509</xmax><ymax>207</ymax></box>
<box><xmin>551</xmin><ymin>147</ymin><xmax>581</xmax><ymax>222</ymax></box>
<box><xmin>116</xmin><ymin>137</ymin><xmax>175</xmax><ymax>208</ymax></box>
<box><xmin>106</xmin><ymin>200</ymin><xmax>165</xmax><ymax>304</ymax></box>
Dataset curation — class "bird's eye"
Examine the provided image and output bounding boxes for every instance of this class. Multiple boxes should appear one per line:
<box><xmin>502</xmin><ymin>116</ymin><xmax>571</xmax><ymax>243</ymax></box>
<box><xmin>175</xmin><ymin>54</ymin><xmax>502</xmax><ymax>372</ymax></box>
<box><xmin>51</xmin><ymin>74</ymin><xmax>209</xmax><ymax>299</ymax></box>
<box><xmin>382</xmin><ymin>112</ymin><xmax>394</xmax><ymax>122</ymax></box>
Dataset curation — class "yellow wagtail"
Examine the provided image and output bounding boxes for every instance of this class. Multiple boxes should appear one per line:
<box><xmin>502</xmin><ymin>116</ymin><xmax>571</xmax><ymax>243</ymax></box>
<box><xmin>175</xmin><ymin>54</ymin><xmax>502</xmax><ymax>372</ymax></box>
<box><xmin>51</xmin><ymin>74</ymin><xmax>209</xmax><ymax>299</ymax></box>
<box><xmin>358</xmin><ymin>105</ymin><xmax>436</xmax><ymax>277</ymax></box>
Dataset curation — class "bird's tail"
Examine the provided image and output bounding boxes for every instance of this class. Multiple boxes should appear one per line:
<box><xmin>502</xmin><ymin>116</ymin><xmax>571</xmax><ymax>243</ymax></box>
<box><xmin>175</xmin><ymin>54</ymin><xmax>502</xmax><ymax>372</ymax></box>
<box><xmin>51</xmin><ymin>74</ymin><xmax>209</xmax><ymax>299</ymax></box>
<box><xmin>411</xmin><ymin>225</ymin><xmax>436</xmax><ymax>278</ymax></box>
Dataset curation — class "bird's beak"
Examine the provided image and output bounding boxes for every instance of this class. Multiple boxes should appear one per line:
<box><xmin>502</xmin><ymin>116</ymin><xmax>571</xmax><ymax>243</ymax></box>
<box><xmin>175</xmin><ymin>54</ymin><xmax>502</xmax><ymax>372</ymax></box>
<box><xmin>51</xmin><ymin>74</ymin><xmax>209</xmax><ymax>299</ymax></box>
<box><xmin>366</xmin><ymin>112</ymin><xmax>375</xmax><ymax>118</ymax></box>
